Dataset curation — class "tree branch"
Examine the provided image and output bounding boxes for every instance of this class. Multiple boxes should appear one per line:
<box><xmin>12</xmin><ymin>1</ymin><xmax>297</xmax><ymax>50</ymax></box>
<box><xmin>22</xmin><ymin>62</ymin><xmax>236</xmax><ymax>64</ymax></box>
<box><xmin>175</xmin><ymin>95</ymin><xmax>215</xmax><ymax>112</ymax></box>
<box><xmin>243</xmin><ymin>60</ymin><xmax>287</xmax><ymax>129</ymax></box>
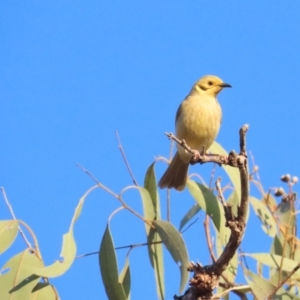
<box><xmin>171</xmin><ymin>125</ymin><xmax>249</xmax><ymax>300</ymax></box>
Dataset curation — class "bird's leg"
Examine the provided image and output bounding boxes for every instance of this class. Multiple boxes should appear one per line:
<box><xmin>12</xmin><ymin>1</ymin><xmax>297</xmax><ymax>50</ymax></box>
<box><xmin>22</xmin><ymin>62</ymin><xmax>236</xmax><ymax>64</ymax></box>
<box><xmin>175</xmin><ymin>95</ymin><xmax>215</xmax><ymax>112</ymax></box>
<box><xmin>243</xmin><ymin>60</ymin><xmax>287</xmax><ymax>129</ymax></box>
<box><xmin>190</xmin><ymin>147</ymin><xmax>204</xmax><ymax>165</ymax></box>
<box><xmin>200</xmin><ymin>146</ymin><xmax>206</xmax><ymax>156</ymax></box>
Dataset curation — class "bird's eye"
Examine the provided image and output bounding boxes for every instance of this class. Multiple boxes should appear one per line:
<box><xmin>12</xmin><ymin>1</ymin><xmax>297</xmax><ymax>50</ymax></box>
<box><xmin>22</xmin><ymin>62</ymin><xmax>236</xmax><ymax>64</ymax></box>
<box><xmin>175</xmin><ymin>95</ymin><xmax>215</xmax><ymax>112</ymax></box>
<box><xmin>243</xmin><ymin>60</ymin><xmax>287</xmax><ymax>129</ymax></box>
<box><xmin>208</xmin><ymin>81</ymin><xmax>213</xmax><ymax>86</ymax></box>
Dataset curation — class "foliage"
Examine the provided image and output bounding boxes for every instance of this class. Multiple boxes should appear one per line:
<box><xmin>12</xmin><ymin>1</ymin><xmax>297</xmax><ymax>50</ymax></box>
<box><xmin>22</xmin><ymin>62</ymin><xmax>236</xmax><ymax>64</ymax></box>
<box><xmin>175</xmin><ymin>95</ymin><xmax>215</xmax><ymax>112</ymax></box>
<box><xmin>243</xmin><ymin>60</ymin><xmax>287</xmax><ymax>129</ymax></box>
<box><xmin>0</xmin><ymin>141</ymin><xmax>299</xmax><ymax>299</ymax></box>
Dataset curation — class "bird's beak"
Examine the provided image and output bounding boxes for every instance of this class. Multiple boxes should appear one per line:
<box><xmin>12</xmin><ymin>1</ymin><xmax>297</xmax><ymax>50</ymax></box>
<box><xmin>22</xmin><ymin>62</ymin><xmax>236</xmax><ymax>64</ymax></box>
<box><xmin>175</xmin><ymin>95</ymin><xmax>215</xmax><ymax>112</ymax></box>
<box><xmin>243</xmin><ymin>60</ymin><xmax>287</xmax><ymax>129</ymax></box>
<box><xmin>219</xmin><ymin>83</ymin><xmax>232</xmax><ymax>88</ymax></box>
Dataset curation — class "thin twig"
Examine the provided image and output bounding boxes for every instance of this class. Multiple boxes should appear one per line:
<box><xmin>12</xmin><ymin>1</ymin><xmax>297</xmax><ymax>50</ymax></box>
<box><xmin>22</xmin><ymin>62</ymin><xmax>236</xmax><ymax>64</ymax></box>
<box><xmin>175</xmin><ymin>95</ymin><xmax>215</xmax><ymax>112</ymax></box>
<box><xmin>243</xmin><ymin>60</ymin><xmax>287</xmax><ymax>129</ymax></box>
<box><xmin>76</xmin><ymin>163</ymin><xmax>153</xmax><ymax>228</ymax></box>
<box><xmin>169</xmin><ymin>139</ymin><xmax>175</xmax><ymax>161</ymax></box>
<box><xmin>1</xmin><ymin>187</ymin><xmax>33</xmax><ymax>249</ymax></box>
<box><xmin>239</xmin><ymin>248</ymin><xmax>250</xmax><ymax>270</ymax></box>
<box><xmin>181</xmin><ymin>217</ymin><xmax>199</xmax><ymax>234</ymax></box>
<box><xmin>108</xmin><ymin>207</ymin><xmax>125</xmax><ymax>223</ymax></box>
<box><xmin>167</xmin><ymin>188</ymin><xmax>171</xmax><ymax>222</ymax></box>
<box><xmin>217</xmin><ymin>282</ymin><xmax>249</xmax><ymax>300</ymax></box>
<box><xmin>166</xmin><ymin>140</ymin><xmax>175</xmax><ymax>222</ymax></box>
<box><xmin>209</xmin><ymin>164</ymin><xmax>217</xmax><ymax>190</ymax></box>
<box><xmin>267</xmin><ymin>261</ymin><xmax>300</xmax><ymax>299</ymax></box>
<box><xmin>115</xmin><ymin>240</ymin><xmax>162</xmax><ymax>250</ymax></box>
<box><xmin>76</xmin><ymin>251</ymin><xmax>100</xmax><ymax>259</ymax></box>
<box><xmin>76</xmin><ymin>240</ymin><xmax>163</xmax><ymax>259</ymax></box>
<box><xmin>215</xmin><ymin>178</ymin><xmax>227</xmax><ymax>208</ymax></box>
<box><xmin>155</xmin><ymin>156</ymin><xmax>169</xmax><ymax>164</ymax></box>
<box><xmin>203</xmin><ymin>215</ymin><xmax>217</xmax><ymax>263</ymax></box>
<box><xmin>249</xmin><ymin>151</ymin><xmax>261</xmax><ymax>183</ymax></box>
<box><xmin>250</xmin><ymin>179</ymin><xmax>265</xmax><ymax>196</ymax></box>
<box><xmin>115</xmin><ymin>130</ymin><xmax>139</xmax><ymax>186</ymax></box>
<box><xmin>189</xmin><ymin>173</ymin><xmax>206</xmax><ymax>186</ymax></box>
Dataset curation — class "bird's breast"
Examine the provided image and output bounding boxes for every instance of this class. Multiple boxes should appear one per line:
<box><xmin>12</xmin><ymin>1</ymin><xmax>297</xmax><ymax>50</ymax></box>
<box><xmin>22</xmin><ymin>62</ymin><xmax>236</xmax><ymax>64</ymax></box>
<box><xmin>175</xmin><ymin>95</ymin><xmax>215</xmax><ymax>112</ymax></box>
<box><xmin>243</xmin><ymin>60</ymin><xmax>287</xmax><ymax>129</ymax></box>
<box><xmin>175</xmin><ymin>97</ymin><xmax>222</xmax><ymax>153</ymax></box>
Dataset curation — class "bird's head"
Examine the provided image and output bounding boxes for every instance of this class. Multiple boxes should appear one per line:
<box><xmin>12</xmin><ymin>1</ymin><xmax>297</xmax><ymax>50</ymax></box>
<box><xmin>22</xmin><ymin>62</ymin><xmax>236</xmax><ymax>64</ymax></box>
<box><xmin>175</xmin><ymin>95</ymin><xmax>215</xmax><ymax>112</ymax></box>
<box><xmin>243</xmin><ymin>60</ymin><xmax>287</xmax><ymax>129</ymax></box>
<box><xmin>193</xmin><ymin>75</ymin><xmax>231</xmax><ymax>96</ymax></box>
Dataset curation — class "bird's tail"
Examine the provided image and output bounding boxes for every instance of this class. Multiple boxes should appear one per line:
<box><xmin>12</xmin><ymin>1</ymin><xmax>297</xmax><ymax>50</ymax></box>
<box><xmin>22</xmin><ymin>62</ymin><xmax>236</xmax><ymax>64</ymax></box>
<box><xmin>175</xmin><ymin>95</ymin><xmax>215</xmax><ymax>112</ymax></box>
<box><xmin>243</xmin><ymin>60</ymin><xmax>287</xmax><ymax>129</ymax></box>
<box><xmin>158</xmin><ymin>152</ymin><xmax>189</xmax><ymax>191</ymax></box>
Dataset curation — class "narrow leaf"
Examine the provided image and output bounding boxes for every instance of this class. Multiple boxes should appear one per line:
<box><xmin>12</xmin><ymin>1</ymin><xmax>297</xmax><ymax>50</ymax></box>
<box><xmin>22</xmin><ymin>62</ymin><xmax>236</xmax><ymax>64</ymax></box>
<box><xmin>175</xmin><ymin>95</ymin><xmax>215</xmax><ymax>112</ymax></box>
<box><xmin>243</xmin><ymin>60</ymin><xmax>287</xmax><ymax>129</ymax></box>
<box><xmin>31</xmin><ymin>186</ymin><xmax>98</xmax><ymax>277</ymax></box>
<box><xmin>186</xmin><ymin>180</ymin><xmax>230</xmax><ymax>245</ymax></box>
<box><xmin>123</xmin><ymin>186</ymin><xmax>155</xmax><ymax>222</ymax></box>
<box><xmin>276</xmin><ymin>200</ymin><xmax>296</xmax><ymax>236</ymax></box>
<box><xmin>244</xmin><ymin>268</ymin><xmax>300</xmax><ymax>299</ymax></box>
<box><xmin>214</xmin><ymin>284</ymin><xmax>251</xmax><ymax>300</ymax></box>
<box><xmin>270</xmin><ymin>232</ymin><xmax>291</xmax><ymax>258</ymax></box>
<box><xmin>227</xmin><ymin>190</ymin><xmax>239</xmax><ymax>217</ymax></box>
<box><xmin>31</xmin><ymin>282</ymin><xmax>59</xmax><ymax>300</ymax></box>
<box><xmin>119</xmin><ymin>257</ymin><xmax>131</xmax><ymax>300</ymax></box>
<box><xmin>144</xmin><ymin>162</ymin><xmax>165</xmax><ymax>300</ymax></box>
<box><xmin>249</xmin><ymin>197</ymin><xmax>277</xmax><ymax>237</ymax></box>
<box><xmin>179</xmin><ymin>204</ymin><xmax>201</xmax><ymax>232</ymax></box>
<box><xmin>244</xmin><ymin>268</ymin><xmax>275</xmax><ymax>299</ymax></box>
<box><xmin>186</xmin><ymin>180</ymin><xmax>221</xmax><ymax>229</ymax></box>
<box><xmin>99</xmin><ymin>225</ymin><xmax>126</xmax><ymax>300</ymax></box>
<box><xmin>0</xmin><ymin>220</ymin><xmax>18</xmax><ymax>254</ymax></box>
<box><xmin>247</xmin><ymin>253</ymin><xmax>300</xmax><ymax>279</ymax></box>
<box><xmin>144</xmin><ymin>162</ymin><xmax>161</xmax><ymax>219</ymax></box>
<box><xmin>0</xmin><ymin>249</ymin><xmax>42</xmax><ymax>299</ymax></box>
<box><xmin>153</xmin><ymin>220</ymin><xmax>189</xmax><ymax>293</ymax></box>
<box><xmin>147</xmin><ymin>228</ymin><xmax>164</xmax><ymax>299</ymax></box>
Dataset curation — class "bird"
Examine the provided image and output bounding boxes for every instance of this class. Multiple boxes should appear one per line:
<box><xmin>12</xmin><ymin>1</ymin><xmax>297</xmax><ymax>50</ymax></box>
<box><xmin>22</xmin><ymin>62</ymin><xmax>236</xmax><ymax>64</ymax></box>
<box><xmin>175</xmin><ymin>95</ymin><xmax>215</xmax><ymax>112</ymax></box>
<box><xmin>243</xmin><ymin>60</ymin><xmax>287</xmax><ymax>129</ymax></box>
<box><xmin>158</xmin><ymin>75</ymin><xmax>231</xmax><ymax>191</ymax></box>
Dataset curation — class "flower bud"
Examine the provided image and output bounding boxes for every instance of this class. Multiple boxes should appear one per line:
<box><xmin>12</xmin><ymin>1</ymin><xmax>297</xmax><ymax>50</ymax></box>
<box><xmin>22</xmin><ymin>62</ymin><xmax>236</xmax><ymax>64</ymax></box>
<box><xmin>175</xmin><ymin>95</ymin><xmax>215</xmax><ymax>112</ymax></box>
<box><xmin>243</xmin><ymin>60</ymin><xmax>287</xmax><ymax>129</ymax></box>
<box><xmin>280</xmin><ymin>174</ymin><xmax>291</xmax><ymax>183</ymax></box>
<box><xmin>292</xmin><ymin>176</ymin><xmax>299</xmax><ymax>184</ymax></box>
<box><xmin>274</xmin><ymin>187</ymin><xmax>285</xmax><ymax>197</ymax></box>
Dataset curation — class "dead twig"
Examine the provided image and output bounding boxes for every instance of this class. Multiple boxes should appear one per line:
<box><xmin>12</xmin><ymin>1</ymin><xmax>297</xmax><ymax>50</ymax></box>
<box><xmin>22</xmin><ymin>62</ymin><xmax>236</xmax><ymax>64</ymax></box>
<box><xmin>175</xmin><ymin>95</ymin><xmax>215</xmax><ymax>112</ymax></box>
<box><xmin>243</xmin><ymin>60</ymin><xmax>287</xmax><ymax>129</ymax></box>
<box><xmin>1</xmin><ymin>187</ymin><xmax>33</xmax><ymax>250</ymax></box>
<box><xmin>115</xmin><ymin>130</ymin><xmax>138</xmax><ymax>186</ymax></box>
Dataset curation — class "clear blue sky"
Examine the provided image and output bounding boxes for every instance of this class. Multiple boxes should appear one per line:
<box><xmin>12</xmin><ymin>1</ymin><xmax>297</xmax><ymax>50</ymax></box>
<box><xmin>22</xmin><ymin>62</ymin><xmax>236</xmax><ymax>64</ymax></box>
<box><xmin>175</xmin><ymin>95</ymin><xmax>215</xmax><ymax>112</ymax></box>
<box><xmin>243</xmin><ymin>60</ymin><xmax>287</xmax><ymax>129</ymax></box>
<box><xmin>1</xmin><ymin>1</ymin><xmax>300</xmax><ymax>299</ymax></box>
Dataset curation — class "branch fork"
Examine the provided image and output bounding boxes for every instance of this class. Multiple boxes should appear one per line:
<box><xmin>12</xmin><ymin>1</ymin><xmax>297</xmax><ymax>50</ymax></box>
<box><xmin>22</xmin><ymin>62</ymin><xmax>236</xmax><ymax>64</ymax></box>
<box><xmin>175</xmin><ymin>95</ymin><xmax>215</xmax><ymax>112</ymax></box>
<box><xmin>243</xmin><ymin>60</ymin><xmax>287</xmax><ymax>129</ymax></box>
<box><xmin>170</xmin><ymin>125</ymin><xmax>249</xmax><ymax>300</ymax></box>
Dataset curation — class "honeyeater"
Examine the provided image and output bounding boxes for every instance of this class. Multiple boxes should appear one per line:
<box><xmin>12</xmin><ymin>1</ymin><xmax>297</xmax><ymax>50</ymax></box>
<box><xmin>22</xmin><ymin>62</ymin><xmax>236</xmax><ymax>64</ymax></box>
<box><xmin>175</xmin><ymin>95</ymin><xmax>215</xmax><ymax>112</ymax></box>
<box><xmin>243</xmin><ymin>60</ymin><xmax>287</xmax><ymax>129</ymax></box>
<box><xmin>158</xmin><ymin>75</ymin><xmax>231</xmax><ymax>191</ymax></box>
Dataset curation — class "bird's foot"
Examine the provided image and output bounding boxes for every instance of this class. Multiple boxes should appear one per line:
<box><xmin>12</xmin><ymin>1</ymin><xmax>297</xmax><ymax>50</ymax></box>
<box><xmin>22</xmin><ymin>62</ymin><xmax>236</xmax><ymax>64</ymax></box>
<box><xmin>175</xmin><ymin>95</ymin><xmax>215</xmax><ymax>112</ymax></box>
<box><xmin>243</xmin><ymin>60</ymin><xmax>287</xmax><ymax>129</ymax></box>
<box><xmin>190</xmin><ymin>150</ymin><xmax>201</xmax><ymax>165</ymax></box>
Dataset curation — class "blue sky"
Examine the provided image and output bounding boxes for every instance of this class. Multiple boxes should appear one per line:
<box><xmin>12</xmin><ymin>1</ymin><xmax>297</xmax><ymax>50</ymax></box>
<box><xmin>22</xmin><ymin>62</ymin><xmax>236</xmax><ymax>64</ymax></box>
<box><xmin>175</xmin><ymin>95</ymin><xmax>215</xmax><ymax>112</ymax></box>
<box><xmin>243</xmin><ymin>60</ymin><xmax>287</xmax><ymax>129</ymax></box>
<box><xmin>1</xmin><ymin>1</ymin><xmax>300</xmax><ymax>299</ymax></box>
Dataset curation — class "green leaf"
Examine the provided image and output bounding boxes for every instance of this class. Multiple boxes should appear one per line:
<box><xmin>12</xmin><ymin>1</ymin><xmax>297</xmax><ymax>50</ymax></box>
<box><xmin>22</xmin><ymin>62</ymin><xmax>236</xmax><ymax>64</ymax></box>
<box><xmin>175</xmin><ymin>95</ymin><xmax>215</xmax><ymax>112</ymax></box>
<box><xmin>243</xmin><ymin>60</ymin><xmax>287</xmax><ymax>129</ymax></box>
<box><xmin>121</xmin><ymin>183</ymin><xmax>165</xmax><ymax>299</ymax></box>
<box><xmin>153</xmin><ymin>220</ymin><xmax>189</xmax><ymax>293</ymax></box>
<box><xmin>33</xmin><ymin>232</ymin><xmax>76</xmax><ymax>278</ymax></box>
<box><xmin>249</xmin><ymin>197</ymin><xmax>277</xmax><ymax>237</ymax></box>
<box><xmin>244</xmin><ymin>268</ymin><xmax>276</xmax><ymax>299</ymax></box>
<box><xmin>270</xmin><ymin>232</ymin><xmax>291</xmax><ymax>258</ymax></box>
<box><xmin>186</xmin><ymin>180</ymin><xmax>220</xmax><ymax>229</ymax></box>
<box><xmin>31</xmin><ymin>282</ymin><xmax>59</xmax><ymax>300</ymax></box>
<box><xmin>209</xmin><ymin>142</ymin><xmax>241</xmax><ymax>200</ymax></box>
<box><xmin>119</xmin><ymin>257</ymin><xmax>131</xmax><ymax>300</ymax></box>
<box><xmin>263</xmin><ymin>193</ymin><xmax>277</xmax><ymax>211</ymax></box>
<box><xmin>214</xmin><ymin>284</ymin><xmax>250</xmax><ymax>300</ymax></box>
<box><xmin>179</xmin><ymin>204</ymin><xmax>201</xmax><ymax>232</ymax></box>
<box><xmin>123</xmin><ymin>186</ymin><xmax>155</xmax><ymax>222</ymax></box>
<box><xmin>144</xmin><ymin>163</ymin><xmax>165</xmax><ymax>300</ymax></box>
<box><xmin>99</xmin><ymin>225</ymin><xmax>126</xmax><ymax>300</ymax></box>
<box><xmin>244</xmin><ymin>268</ymin><xmax>300</xmax><ymax>299</ymax></box>
<box><xmin>186</xmin><ymin>180</ymin><xmax>230</xmax><ymax>245</ymax></box>
<box><xmin>247</xmin><ymin>253</ymin><xmax>300</xmax><ymax>279</ymax></box>
<box><xmin>0</xmin><ymin>220</ymin><xmax>19</xmax><ymax>254</ymax></box>
<box><xmin>227</xmin><ymin>190</ymin><xmax>239</xmax><ymax>217</ymax></box>
<box><xmin>144</xmin><ymin>162</ymin><xmax>161</xmax><ymax>219</ymax></box>
<box><xmin>0</xmin><ymin>249</ymin><xmax>42</xmax><ymax>299</ymax></box>
<box><xmin>276</xmin><ymin>200</ymin><xmax>296</xmax><ymax>236</ymax></box>
<box><xmin>228</xmin><ymin>190</ymin><xmax>250</xmax><ymax>225</ymax></box>
<box><xmin>31</xmin><ymin>188</ymin><xmax>92</xmax><ymax>277</ymax></box>
<box><xmin>147</xmin><ymin>228</ymin><xmax>164</xmax><ymax>300</ymax></box>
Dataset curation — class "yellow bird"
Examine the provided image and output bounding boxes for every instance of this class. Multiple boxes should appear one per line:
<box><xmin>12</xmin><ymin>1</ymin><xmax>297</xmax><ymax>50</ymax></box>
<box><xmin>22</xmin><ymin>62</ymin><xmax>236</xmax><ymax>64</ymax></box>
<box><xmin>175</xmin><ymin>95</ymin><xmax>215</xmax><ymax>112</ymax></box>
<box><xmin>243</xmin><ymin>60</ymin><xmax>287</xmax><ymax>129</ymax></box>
<box><xmin>158</xmin><ymin>75</ymin><xmax>231</xmax><ymax>191</ymax></box>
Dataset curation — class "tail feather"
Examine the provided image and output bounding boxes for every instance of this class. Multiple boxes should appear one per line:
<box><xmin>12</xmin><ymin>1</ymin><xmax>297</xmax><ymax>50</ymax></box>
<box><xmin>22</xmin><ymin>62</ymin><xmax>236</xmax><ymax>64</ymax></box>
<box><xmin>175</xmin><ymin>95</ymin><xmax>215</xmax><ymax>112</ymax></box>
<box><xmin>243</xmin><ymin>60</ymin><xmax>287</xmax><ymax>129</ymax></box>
<box><xmin>158</xmin><ymin>152</ymin><xmax>189</xmax><ymax>191</ymax></box>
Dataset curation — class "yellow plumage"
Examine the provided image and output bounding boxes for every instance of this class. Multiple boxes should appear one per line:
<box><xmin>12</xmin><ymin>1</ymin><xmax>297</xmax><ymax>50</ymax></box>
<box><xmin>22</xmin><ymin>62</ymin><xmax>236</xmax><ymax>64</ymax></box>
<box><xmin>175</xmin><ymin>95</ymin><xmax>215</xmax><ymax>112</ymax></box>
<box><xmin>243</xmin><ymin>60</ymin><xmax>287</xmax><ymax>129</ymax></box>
<box><xmin>158</xmin><ymin>75</ymin><xmax>231</xmax><ymax>191</ymax></box>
